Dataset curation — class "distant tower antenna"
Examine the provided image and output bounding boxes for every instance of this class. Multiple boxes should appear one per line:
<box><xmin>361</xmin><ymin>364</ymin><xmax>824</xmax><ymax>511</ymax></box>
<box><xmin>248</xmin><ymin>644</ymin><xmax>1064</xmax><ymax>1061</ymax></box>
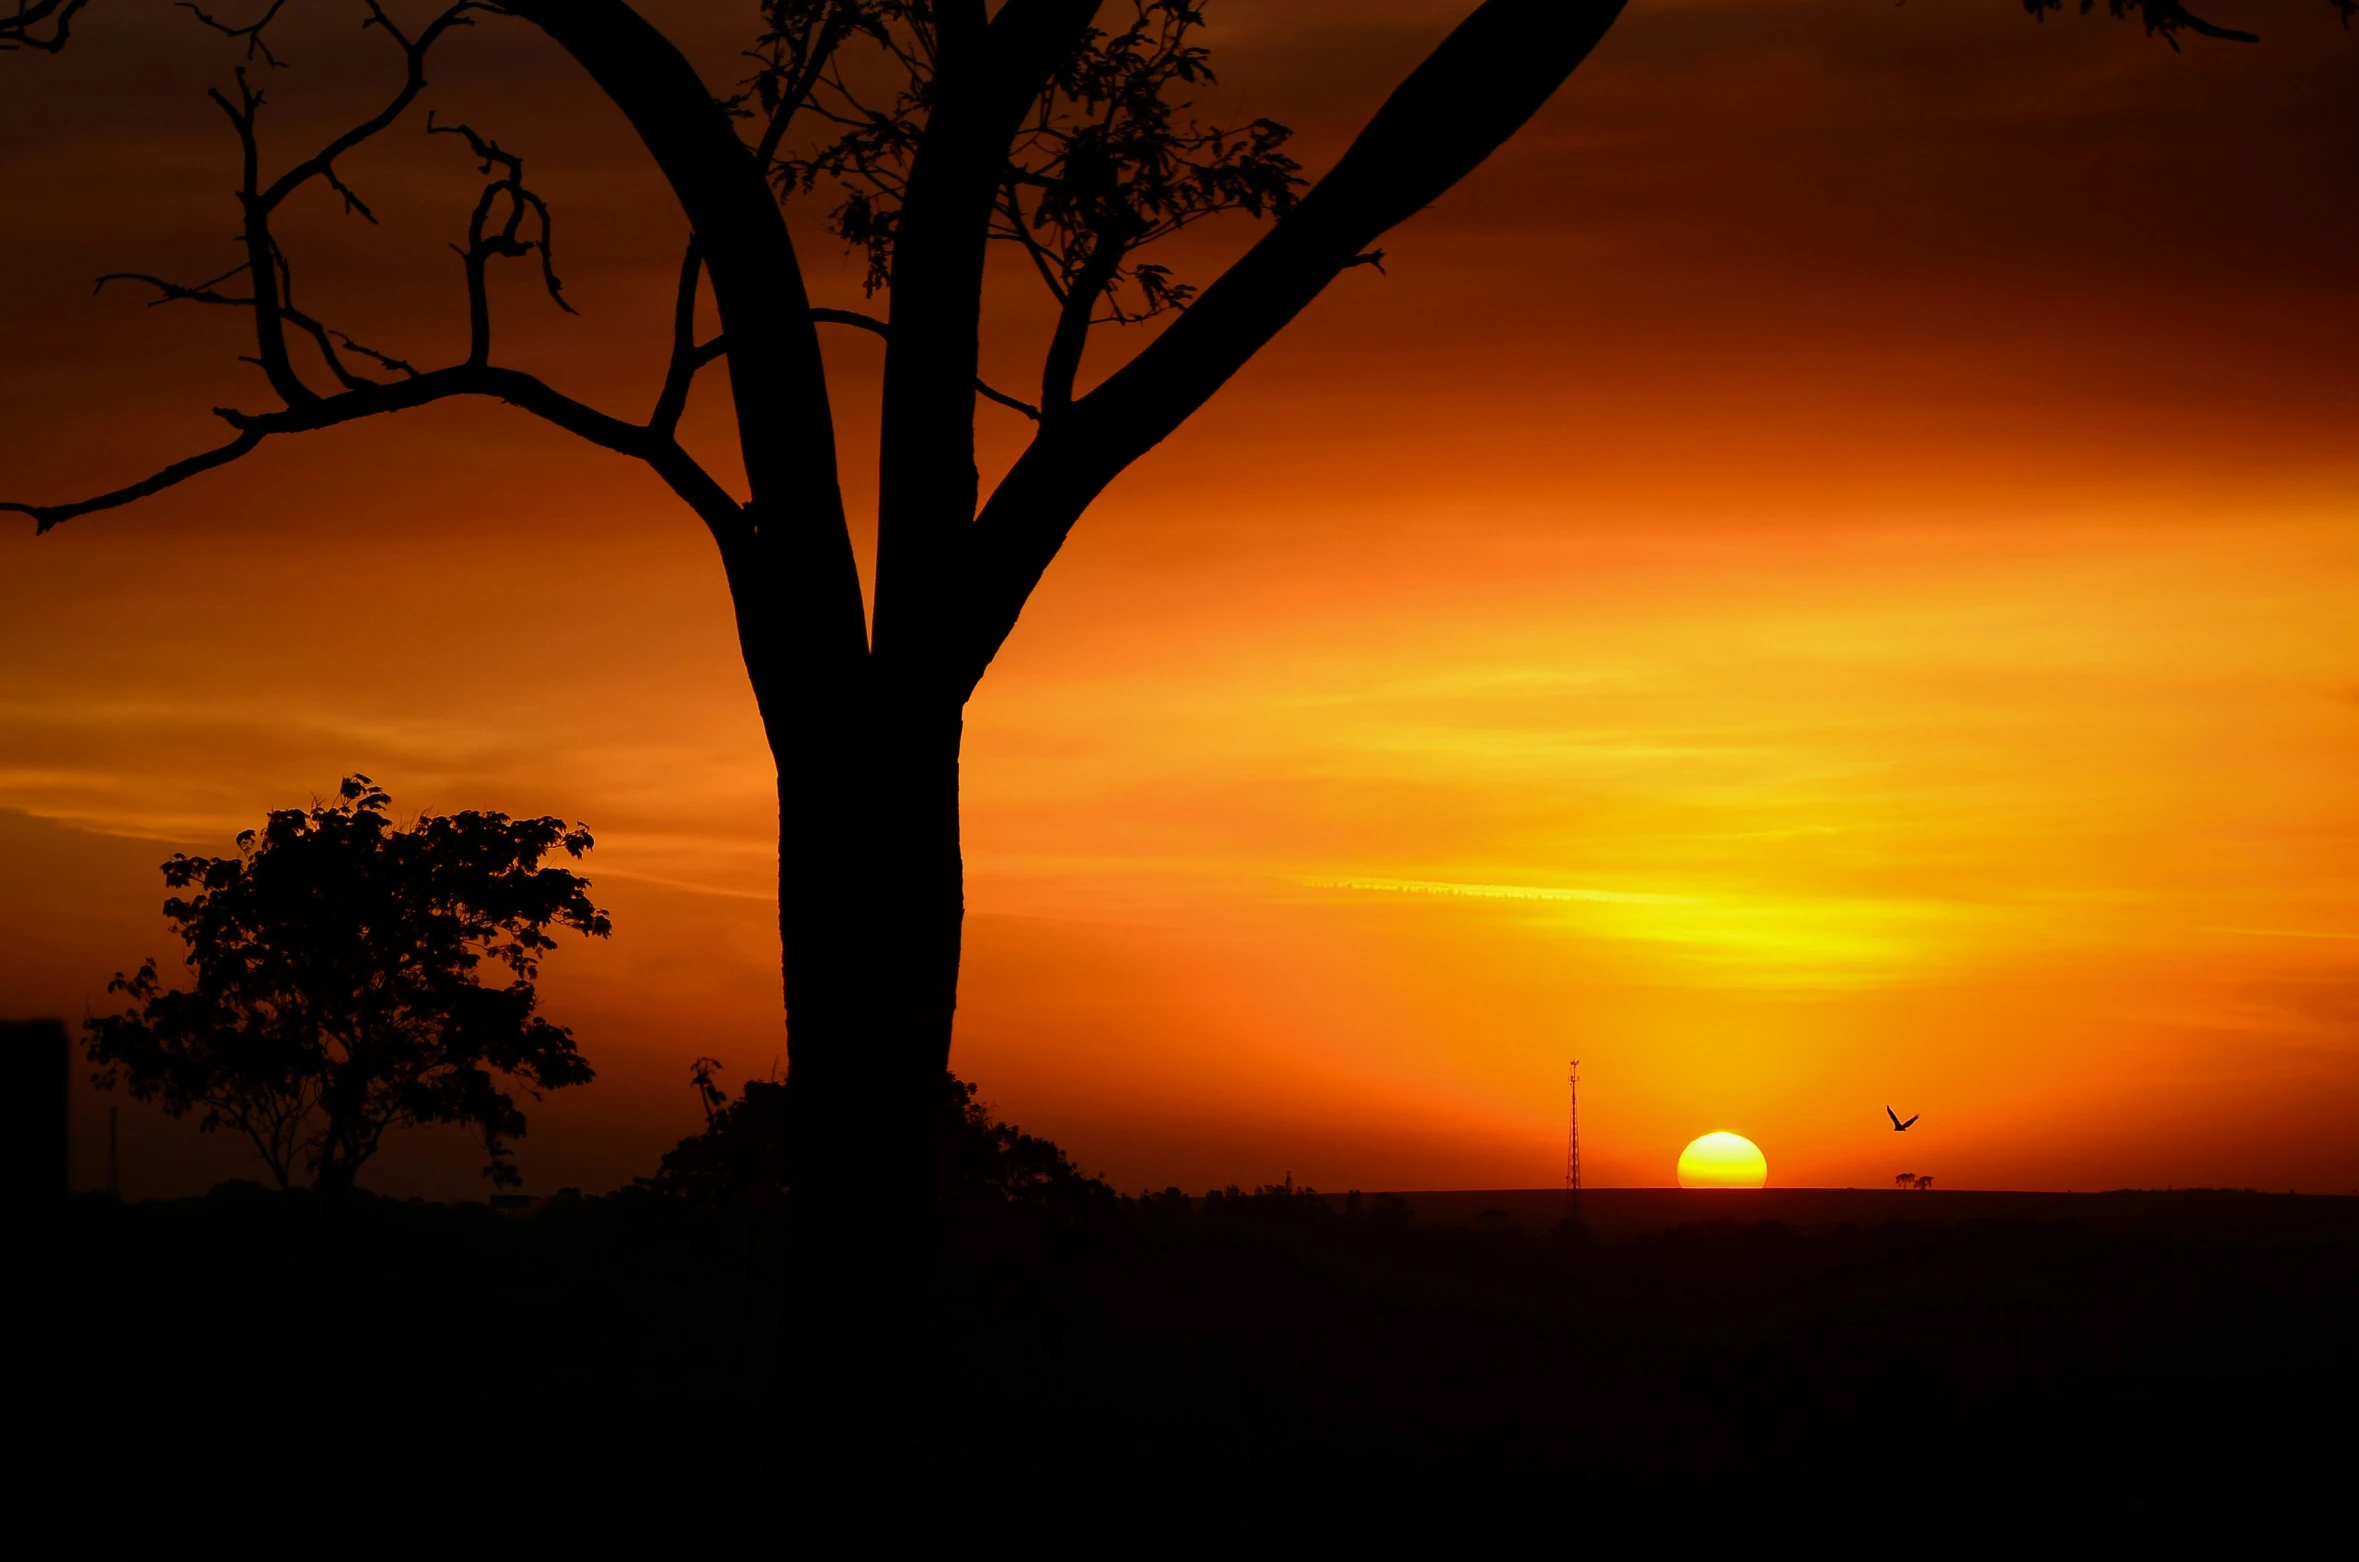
<box><xmin>1564</xmin><ymin>1059</ymin><xmax>1582</xmax><ymax>1194</ymax></box>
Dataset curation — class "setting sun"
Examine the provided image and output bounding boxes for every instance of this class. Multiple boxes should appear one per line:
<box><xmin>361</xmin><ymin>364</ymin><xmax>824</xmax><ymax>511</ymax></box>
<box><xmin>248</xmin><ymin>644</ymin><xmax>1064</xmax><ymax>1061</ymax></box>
<box><xmin>1678</xmin><ymin>1133</ymin><xmax>1769</xmax><ymax>1190</ymax></box>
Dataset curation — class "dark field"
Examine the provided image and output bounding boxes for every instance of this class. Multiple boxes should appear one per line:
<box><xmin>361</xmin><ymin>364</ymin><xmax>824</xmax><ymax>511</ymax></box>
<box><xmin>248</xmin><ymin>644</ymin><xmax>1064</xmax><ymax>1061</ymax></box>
<box><xmin>11</xmin><ymin>1184</ymin><xmax>2358</xmax><ymax>1556</ymax></box>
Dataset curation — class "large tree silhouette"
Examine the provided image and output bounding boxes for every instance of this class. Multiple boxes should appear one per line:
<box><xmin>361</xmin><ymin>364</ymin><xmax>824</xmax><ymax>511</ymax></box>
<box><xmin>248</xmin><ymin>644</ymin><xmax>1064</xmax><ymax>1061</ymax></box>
<box><xmin>1</xmin><ymin>0</ymin><xmax>2335</xmax><ymax>1478</ymax></box>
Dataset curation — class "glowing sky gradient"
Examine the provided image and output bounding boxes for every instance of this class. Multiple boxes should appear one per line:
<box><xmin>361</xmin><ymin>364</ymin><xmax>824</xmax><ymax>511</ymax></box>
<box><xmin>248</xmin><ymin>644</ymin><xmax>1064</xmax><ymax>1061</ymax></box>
<box><xmin>2</xmin><ymin>2</ymin><xmax>2354</xmax><ymax>1198</ymax></box>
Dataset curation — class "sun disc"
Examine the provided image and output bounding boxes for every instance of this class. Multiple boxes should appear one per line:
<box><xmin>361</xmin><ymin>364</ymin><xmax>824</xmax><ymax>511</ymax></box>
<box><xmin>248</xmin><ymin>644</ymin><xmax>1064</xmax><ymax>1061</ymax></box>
<box><xmin>1677</xmin><ymin>1131</ymin><xmax>1767</xmax><ymax>1189</ymax></box>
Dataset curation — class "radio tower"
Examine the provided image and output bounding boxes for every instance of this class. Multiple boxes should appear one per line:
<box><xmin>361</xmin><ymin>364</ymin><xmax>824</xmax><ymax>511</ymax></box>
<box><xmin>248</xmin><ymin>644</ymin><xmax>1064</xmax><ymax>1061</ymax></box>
<box><xmin>1563</xmin><ymin>1059</ymin><xmax>1582</xmax><ymax>1193</ymax></box>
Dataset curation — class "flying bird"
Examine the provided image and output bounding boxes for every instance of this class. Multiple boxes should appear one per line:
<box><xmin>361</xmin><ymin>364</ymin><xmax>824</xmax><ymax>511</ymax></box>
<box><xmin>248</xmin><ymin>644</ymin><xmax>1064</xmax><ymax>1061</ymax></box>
<box><xmin>1887</xmin><ymin>1106</ymin><xmax>1919</xmax><ymax>1132</ymax></box>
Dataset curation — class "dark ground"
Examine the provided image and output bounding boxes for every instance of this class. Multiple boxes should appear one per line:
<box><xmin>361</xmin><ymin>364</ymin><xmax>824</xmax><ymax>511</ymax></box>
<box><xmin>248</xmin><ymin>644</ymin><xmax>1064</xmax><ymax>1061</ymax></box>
<box><xmin>9</xmin><ymin>1183</ymin><xmax>2357</xmax><ymax>1557</ymax></box>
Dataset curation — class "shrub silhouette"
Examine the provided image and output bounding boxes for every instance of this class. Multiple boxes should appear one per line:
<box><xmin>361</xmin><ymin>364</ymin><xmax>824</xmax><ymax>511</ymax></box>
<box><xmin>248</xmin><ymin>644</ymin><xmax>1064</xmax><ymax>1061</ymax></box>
<box><xmin>647</xmin><ymin>1060</ymin><xmax>1111</xmax><ymax>1219</ymax></box>
<box><xmin>86</xmin><ymin>776</ymin><xmax>608</xmax><ymax>1222</ymax></box>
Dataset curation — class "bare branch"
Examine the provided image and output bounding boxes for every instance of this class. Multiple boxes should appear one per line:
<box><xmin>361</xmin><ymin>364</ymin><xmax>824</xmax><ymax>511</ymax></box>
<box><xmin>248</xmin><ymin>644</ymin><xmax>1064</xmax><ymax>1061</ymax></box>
<box><xmin>318</xmin><ymin>159</ymin><xmax>379</xmax><ymax>221</ymax></box>
<box><xmin>53</xmin><ymin>0</ymin><xmax>594</xmax><ymax>518</ymax></box>
<box><xmin>178</xmin><ymin>0</ymin><xmax>292</xmax><ymax>67</ymax></box>
<box><xmin>279</xmin><ymin>304</ymin><xmax>414</xmax><ymax>391</ymax></box>
<box><xmin>810</xmin><ymin>307</ymin><xmax>1039</xmax><ymax>420</ymax></box>
<box><xmin>0</xmin><ymin>0</ymin><xmax>92</xmax><ymax>52</ymax></box>
<box><xmin>811</xmin><ymin>304</ymin><xmax>890</xmax><ymax>337</ymax></box>
<box><xmin>200</xmin><ymin>67</ymin><xmax>318</xmax><ymax>406</ymax></box>
<box><xmin>430</xmin><ymin>113</ymin><xmax>576</xmax><ymax>367</ymax></box>
<box><xmin>96</xmin><ymin>268</ymin><xmax>255</xmax><ymax>308</ymax></box>
<box><xmin>651</xmin><ymin>236</ymin><xmax>706</xmax><ymax>435</ymax></box>
<box><xmin>971</xmin><ymin>376</ymin><xmax>1041</xmax><ymax>423</ymax></box>
<box><xmin>5</xmin><ymin>367</ymin><xmax>743</xmax><ymax>539</ymax></box>
<box><xmin>170</xmin><ymin>7</ymin><xmax>482</xmax><ymax>411</ymax></box>
<box><xmin>256</xmin><ymin>5</ymin><xmax>479</xmax><ymax>215</ymax></box>
<box><xmin>321</xmin><ymin>326</ymin><xmax>419</xmax><ymax>380</ymax></box>
<box><xmin>99</xmin><ymin>259</ymin><xmax>411</xmax><ymax>394</ymax></box>
<box><xmin>4</xmin><ymin>428</ymin><xmax>264</xmax><ymax>532</ymax></box>
<box><xmin>1000</xmin><ymin>178</ymin><xmax>1069</xmax><ymax>302</ymax></box>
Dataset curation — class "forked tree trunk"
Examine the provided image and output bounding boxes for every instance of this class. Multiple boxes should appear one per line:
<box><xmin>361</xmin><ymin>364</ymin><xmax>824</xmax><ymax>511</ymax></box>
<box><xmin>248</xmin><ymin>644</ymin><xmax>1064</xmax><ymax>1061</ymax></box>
<box><xmin>487</xmin><ymin>0</ymin><xmax>1631</xmax><ymax>1512</ymax></box>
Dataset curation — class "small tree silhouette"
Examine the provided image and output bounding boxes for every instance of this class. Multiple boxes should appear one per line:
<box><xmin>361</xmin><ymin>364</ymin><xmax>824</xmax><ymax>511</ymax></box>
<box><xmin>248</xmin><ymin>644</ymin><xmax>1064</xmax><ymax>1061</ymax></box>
<box><xmin>1915</xmin><ymin>1174</ymin><xmax>1935</xmax><ymax>1191</ymax></box>
<box><xmin>85</xmin><ymin>777</ymin><xmax>609</xmax><ymax>1233</ymax></box>
<box><xmin>1896</xmin><ymin>1172</ymin><xmax>1917</xmax><ymax>1190</ymax></box>
<box><xmin>689</xmin><ymin>1055</ymin><xmax>731</xmax><ymax>1131</ymax></box>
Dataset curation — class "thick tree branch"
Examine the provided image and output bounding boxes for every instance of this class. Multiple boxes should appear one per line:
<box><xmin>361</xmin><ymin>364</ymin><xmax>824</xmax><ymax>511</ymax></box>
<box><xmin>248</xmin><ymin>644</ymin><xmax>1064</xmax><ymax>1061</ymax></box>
<box><xmin>959</xmin><ymin>0</ymin><xmax>1630</xmax><ymax>692</ymax></box>
<box><xmin>1038</xmin><ymin>226</ymin><xmax>1132</xmax><ymax>419</ymax></box>
<box><xmin>504</xmin><ymin>0</ymin><xmax>868</xmax><ymax>687</ymax></box>
<box><xmin>873</xmin><ymin>0</ymin><xmax>1100</xmax><ymax>675</ymax></box>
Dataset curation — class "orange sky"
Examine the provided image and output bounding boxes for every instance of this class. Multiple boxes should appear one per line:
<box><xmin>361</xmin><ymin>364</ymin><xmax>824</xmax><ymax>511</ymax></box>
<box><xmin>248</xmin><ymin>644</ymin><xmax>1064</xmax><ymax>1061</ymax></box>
<box><xmin>2</xmin><ymin>1</ymin><xmax>2355</xmax><ymax>1198</ymax></box>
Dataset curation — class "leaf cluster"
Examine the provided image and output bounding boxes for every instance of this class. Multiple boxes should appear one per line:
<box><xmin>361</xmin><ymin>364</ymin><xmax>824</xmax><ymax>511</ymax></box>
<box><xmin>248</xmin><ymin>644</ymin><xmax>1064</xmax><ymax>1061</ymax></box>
<box><xmin>86</xmin><ymin>775</ymin><xmax>609</xmax><ymax>1195</ymax></box>
<box><xmin>760</xmin><ymin>0</ymin><xmax>1303</xmax><ymax>322</ymax></box>
<box><xmin>2023</xmin><ymin>0</ymin><xmax>2356</xmax><ymax>48</ymax></box>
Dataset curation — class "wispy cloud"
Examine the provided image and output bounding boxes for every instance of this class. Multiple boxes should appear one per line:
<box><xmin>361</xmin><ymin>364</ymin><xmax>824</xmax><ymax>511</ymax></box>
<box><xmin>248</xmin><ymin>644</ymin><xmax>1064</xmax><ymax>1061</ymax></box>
<box><xmin>2208</xmin><ymin>926</ymin><xmax>2359</xmax><ymax>944</ymax></box>
<box><xmin>1295</xmin><ymin>875</ymin><xmax>1691</xmax><ymax>906</ymax></box>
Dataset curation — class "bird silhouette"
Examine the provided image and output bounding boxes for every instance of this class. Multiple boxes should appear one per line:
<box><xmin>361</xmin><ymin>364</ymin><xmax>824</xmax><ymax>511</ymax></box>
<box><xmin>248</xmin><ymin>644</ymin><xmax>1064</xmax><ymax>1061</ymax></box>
<box><xmin>1887</xmin><ymin>1106</ymin><xmax>1919</xmax><ymax>1132</ymax></box>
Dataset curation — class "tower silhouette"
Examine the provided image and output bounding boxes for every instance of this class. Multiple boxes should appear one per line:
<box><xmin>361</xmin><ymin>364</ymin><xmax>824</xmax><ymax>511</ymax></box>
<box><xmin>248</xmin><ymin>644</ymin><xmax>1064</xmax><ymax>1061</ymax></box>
<box><xmin>1564</xmin><ymin>1059</ymin><xmax>1581</xmax><ymax>1193</ymax></box>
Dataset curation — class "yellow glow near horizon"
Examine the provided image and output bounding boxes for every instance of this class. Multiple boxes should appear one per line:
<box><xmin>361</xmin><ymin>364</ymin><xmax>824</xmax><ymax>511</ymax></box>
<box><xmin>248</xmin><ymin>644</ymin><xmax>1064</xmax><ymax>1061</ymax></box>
<box><xmin>1678</xmin><ymin>1132</ymin><xmax>1769</xmax><ymax>1190</ymax></box>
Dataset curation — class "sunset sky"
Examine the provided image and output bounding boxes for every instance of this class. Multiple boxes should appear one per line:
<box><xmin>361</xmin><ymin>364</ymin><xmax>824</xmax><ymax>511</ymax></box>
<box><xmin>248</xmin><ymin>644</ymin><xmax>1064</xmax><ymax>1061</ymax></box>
<box><xmin>2</xmin><ymin>0</ymin><xmax>2354</xmax><ymax>1199</ymax></box>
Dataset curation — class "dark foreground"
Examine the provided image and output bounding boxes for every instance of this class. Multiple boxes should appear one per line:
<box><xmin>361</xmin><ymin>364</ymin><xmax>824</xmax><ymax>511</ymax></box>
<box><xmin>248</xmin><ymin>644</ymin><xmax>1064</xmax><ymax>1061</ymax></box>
<box><xmin>9</xmin><ymin>1184</ymin><xmax>2358</xmax><ymax>1556</ymax></box>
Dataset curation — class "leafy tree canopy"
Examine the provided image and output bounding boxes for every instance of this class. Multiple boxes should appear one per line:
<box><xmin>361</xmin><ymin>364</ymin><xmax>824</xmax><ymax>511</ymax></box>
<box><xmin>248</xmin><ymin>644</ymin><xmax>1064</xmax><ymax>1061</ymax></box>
<box><xmin>761</xmin><ymin>0</ymin><xmax>1304</xmax><ymax>322</ymax></box>
<box><xmin>87</xmin><ymin>776</ymin><xmax>610</xmax><ymax>1196</ymax></box>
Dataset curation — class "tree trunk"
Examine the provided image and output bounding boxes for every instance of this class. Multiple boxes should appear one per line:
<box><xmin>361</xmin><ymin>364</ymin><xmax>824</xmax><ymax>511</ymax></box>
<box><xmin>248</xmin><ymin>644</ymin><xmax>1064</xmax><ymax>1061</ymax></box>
<box><xmin>771</xmin><ymin>687</ymin><xmax>967</xmax><ymax>1507</ymax></box>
